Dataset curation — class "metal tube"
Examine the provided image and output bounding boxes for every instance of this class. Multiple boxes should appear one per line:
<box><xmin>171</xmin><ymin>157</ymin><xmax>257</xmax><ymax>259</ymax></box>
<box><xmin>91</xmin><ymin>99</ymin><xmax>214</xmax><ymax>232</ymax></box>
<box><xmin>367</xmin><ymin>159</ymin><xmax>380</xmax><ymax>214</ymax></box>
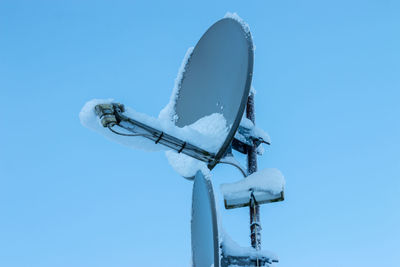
<box><xmin>246</xmin><ymin>92</ymin><xmax>261</xmax><ymax>253</ymax></box>
<box><xmin>114</xmin><ymin>111</ymin><xmax>216</xmax><ymax>164</ymax></box>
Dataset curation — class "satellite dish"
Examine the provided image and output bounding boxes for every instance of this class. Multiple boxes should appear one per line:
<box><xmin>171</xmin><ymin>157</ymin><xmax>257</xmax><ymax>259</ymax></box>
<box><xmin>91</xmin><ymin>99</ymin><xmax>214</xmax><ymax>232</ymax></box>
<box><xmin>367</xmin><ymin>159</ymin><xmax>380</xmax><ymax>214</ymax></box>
<box><xmin>191</xmin><ymin>171</ymin><xmax>219</xmax><ymax>267</ymax></box>
<box><xmin>175</xmin><ymin>17</ymin><xmax>254</xmax><ymax>164</ymax></box>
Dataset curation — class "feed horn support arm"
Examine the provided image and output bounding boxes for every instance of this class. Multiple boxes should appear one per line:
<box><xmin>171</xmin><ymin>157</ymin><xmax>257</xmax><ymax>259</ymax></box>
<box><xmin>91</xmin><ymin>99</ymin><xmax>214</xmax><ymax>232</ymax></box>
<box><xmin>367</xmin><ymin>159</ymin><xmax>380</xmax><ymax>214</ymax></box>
<box><xmin>94</xmin><ymin>103</ymin><xmax>217</xmax><ymax>166</ymax></box>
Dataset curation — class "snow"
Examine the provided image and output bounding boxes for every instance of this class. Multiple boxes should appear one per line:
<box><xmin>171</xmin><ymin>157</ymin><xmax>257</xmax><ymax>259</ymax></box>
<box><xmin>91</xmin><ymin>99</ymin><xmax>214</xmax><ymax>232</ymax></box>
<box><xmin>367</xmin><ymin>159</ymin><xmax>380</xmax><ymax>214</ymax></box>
<box><xmin>80</xmin><ymin>99</ymin><xmax>227</xmax><ymax>150</ymax></box>
<box><xmin>224</xmin><ymin>12</ymin><xmax>252</xmax><ymax>40</ymax></box>
<box><xmin>165</xmin><ymin>113</ymin><xmax>229</xmax><ymax>178</ymax></box>
<box><xmin>220</xmin><ymin>229</ymin><xmax>278</xmax><ymax>262</ymax></box>
<box><xmin>250</xmin><ymin>86</ymin><xmax>257</xmax><ymax>95</ymax></box>
<box><xmin>236</xmin><ymin>116</ymin><xmax>271</xmax><ymax>145</ymax></box>
<box><xmin>256</xmin><ymin>144</ymin><xmax>265</xmax><ymax>156</ymax></box>
<box><xmin>79</xmin><ymin>98</ymin><xmax>164</xmax><ymax>152</ymax></box>
<box><xmin>220</xmin><ymin>168</ymin><xmax>285</xmax><ymax>197</ymax></box>
<box><xmin>239</xmin><ymin>117</ymin><xmax>254</xmax><ymax>129</ymax></box>
<box><xmin>158</xmin><ymin>47</ymin><xmax>194</xmax><ymax>123</ymax></box>
<box><xmin>253</xmin><ymin>125</ymin><xmax>271</xmax><ymax>144</ymax></box>
<box><xmin>166</xmin><ymin>151</ymin><xmax>211</xmax><ymax>178</ymax></box>
<box><xmin>158</xmin><ymin>47</ymin><xmax>232</xmax><ymax>178</ymax></box>
<box><xmin>80</xmin><ymin>99</ymin><xmax>228</xmax><ymax>177</ymax></box>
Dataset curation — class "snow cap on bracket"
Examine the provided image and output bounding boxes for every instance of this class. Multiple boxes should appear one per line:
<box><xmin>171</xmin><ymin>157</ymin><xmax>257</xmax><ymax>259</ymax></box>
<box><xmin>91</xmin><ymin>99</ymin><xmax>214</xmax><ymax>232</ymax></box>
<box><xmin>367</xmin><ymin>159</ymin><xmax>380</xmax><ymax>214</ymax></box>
<box><xmin>221</xmin><ymin>168</ymin><xmax>285</xmax><ymax>209</ymax></box>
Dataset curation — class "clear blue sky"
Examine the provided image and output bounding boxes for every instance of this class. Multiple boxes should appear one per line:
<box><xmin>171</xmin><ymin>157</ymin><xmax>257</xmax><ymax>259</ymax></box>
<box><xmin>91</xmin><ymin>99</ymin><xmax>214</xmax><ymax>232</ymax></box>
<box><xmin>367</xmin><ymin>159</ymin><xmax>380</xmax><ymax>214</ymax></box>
<box><xmin>1</xmin><ymin>1</ymin><xmax>399</xmax><ymax>266</ymax></box>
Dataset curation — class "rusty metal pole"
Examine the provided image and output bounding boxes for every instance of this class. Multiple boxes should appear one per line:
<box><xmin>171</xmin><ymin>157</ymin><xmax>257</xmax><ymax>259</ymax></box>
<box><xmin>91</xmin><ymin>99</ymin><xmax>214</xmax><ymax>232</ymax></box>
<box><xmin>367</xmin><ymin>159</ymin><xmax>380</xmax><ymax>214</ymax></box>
<box><xmin>246</xmin><ymin>92</ymin><xmax>261</xmax><ymax>254</ymax></box>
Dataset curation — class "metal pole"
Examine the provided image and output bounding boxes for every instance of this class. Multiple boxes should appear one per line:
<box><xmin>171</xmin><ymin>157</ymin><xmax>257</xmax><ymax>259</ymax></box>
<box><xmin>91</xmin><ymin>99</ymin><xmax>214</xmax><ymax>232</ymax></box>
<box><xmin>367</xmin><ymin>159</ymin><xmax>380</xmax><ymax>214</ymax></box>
<box><xmin>246</xmin><ymin>92</ymin><xmax>261</xmax><ymax>254</ymax></box>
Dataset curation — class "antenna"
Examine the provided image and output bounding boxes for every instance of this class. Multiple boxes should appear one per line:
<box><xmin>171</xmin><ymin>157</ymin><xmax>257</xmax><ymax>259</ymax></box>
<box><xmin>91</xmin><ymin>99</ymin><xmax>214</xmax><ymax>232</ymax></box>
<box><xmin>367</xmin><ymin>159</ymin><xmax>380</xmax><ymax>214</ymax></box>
<box><xmin>82</xmin><ymin>14</ymin><xmax>284</xmax><ymax>267</ymax></box>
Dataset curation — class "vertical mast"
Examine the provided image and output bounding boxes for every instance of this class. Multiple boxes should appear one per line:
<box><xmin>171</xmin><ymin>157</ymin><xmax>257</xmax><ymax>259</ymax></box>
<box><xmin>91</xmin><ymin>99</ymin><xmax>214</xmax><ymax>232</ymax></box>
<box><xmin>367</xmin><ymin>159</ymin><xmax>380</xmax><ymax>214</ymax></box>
<box><xmin>246</xmin><ymin>92</ymin><xmax>261</xmax><ymax>253</ymax></box>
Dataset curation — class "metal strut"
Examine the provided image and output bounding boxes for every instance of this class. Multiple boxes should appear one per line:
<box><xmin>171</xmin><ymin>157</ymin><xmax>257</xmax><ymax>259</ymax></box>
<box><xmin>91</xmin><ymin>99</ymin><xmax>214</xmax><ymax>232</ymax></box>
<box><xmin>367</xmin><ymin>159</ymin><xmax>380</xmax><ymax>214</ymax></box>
<box><xmin>246</xmin><ymin>92</ymin><xmax>262</xmax><ymax>266</ymax></box>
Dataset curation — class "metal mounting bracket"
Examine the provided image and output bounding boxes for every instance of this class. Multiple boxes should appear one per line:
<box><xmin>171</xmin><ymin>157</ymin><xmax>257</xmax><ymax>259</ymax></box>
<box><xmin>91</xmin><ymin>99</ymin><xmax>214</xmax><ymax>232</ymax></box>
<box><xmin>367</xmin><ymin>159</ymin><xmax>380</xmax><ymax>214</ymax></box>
<box><xmin>232</xmin><ymin>125</ymin><xmax>270</xmax><ymax>155</ymax></box>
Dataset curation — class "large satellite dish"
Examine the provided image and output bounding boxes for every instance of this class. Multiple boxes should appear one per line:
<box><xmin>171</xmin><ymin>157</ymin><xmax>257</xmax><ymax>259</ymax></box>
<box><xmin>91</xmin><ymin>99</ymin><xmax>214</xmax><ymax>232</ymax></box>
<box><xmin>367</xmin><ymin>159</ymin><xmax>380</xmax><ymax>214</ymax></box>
<box><xmin>90</xmin><ymin>17</ymin><xmax>254</xmax><ymax>169</ymax></box>
<box><xmin>175</xmin><ymin>17</ymin><xmax>254</xmax><ymax>163</ymax></box>
<box><xmin>191</xmin><ymin>171</ymin><xmax>219</xmax><ymax>267</ymax></box>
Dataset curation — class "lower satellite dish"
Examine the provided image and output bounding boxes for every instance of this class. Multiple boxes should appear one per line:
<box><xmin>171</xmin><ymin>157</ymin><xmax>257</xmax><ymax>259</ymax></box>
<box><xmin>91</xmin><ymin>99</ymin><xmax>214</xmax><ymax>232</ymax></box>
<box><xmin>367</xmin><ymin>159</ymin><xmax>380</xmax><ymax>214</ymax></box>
<box><xmin>191</xmin><ymin>171</ymin><xmax>219</xmax><ymax>267</ymax></box>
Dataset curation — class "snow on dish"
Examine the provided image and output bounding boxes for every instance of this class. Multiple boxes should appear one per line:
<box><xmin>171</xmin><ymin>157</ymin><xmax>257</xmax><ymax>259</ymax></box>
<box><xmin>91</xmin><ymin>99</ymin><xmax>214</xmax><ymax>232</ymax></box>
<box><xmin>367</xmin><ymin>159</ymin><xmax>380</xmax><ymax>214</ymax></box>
<box><xmin>158</xmin><ymin>47</ymin><xmax>193</xmax><ymax>123</ymax></box>
<box><xmin>224</xmin><ymin>12</ymin><xmax>252</xmax><ymax>40</ymax></box>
